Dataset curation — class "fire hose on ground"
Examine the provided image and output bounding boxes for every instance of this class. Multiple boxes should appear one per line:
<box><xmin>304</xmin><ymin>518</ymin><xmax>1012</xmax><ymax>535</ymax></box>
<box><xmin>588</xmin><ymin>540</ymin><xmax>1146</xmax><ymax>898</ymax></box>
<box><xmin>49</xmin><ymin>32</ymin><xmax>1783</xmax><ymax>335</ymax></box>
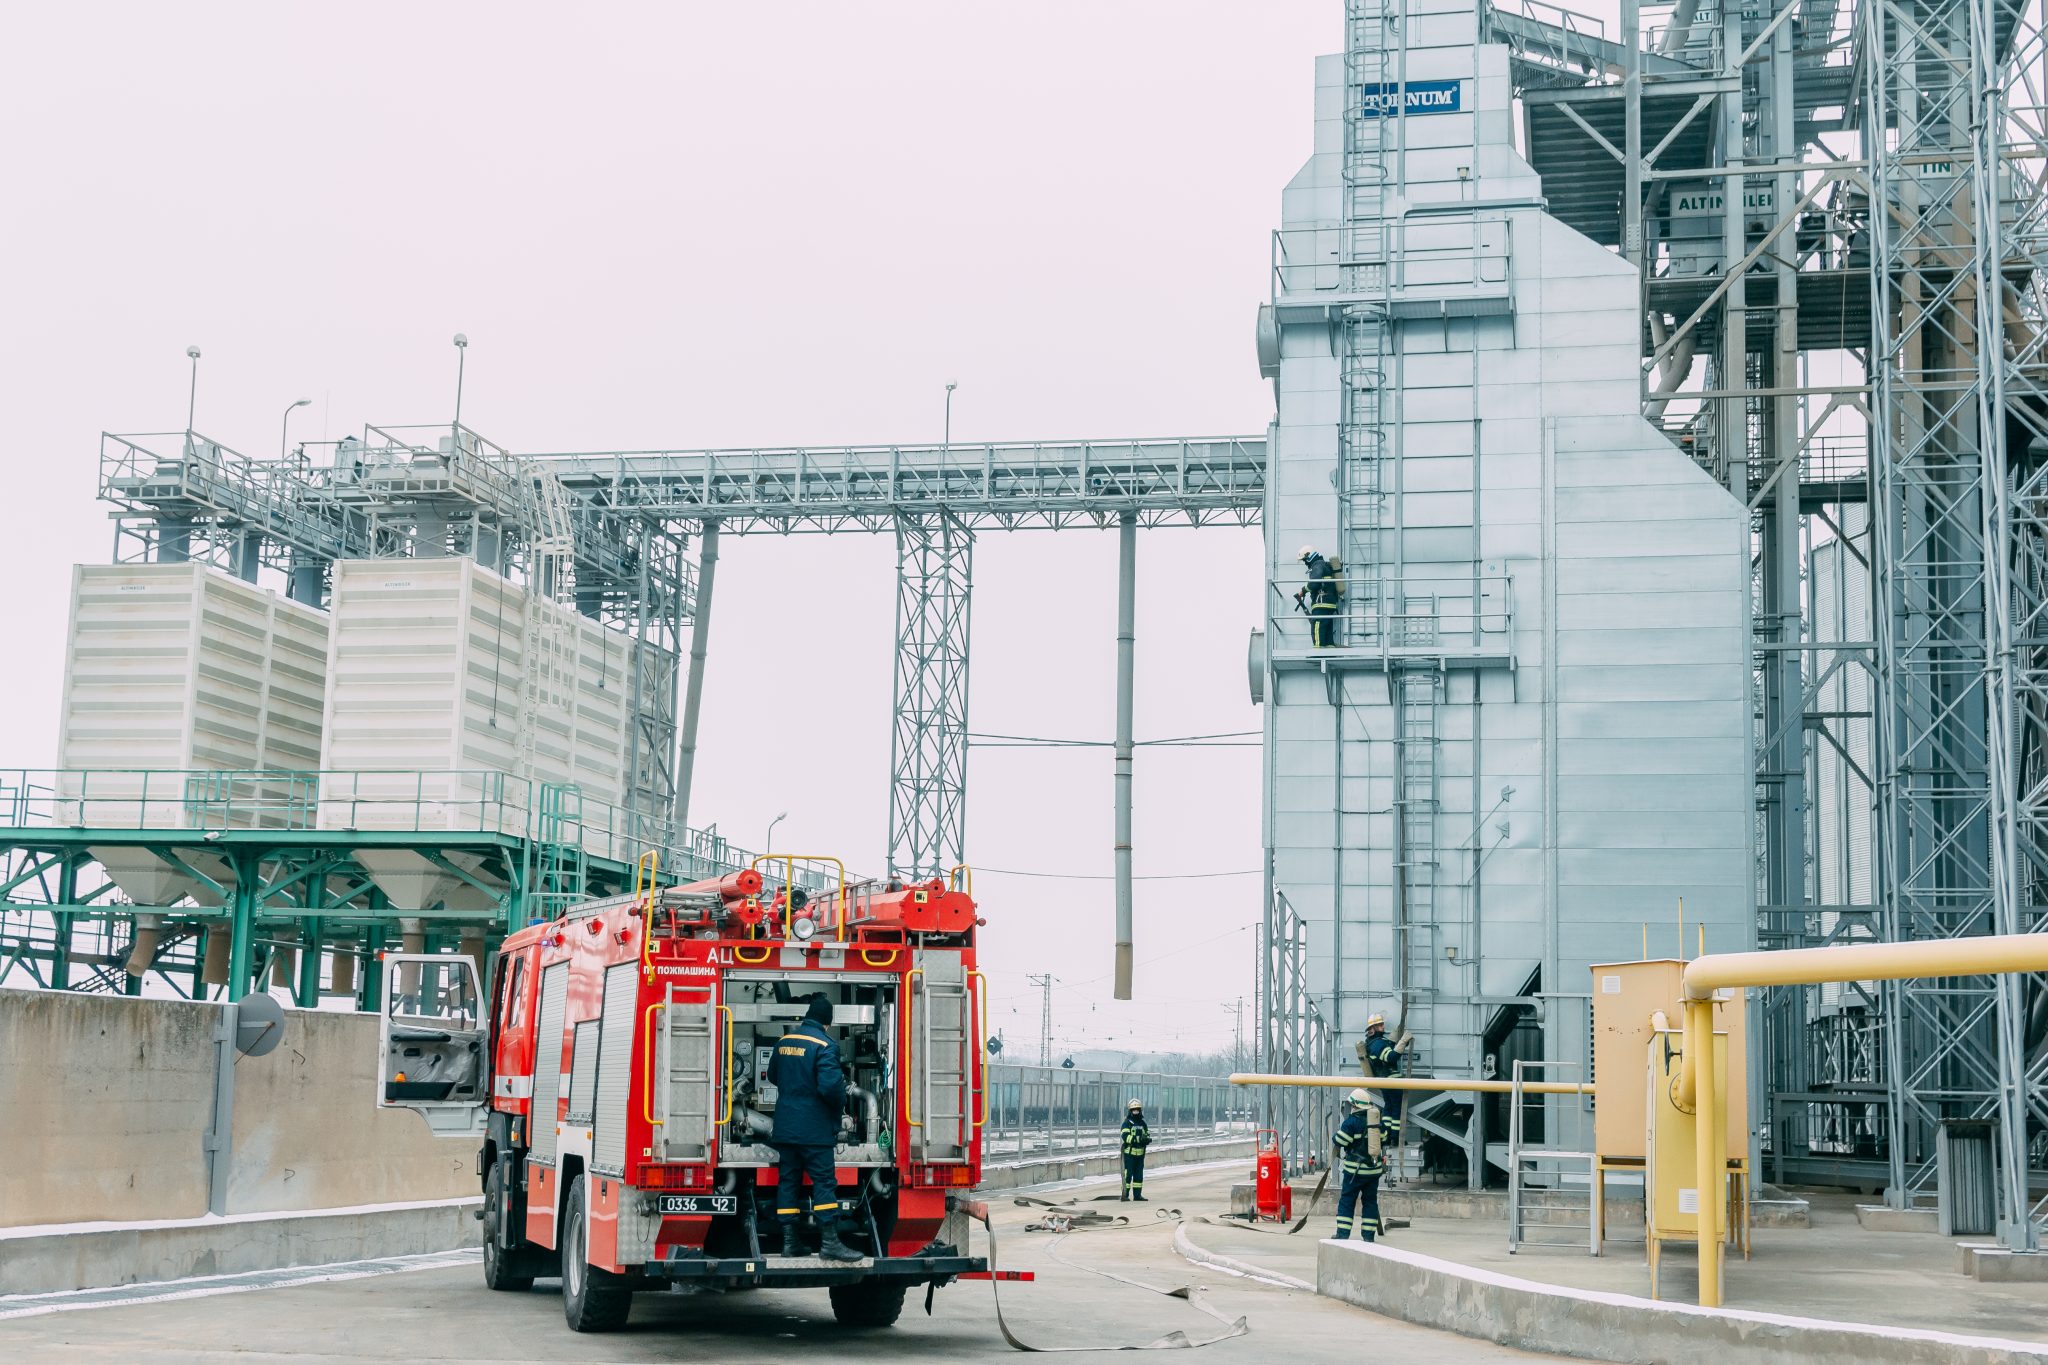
<box><xmin>947</xmin><ymin>1196</ymin><xmax>1249</xmax><ymax>1351</ymax></box>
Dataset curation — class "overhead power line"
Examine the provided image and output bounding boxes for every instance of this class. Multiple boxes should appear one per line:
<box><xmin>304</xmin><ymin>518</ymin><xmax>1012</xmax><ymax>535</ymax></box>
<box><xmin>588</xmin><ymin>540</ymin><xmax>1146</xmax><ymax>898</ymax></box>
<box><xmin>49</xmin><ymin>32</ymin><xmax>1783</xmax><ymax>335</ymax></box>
<box><xmin>974</xmin><ymin>865</ymin><xmax>1260</xmax><ymax>881</ymax></box>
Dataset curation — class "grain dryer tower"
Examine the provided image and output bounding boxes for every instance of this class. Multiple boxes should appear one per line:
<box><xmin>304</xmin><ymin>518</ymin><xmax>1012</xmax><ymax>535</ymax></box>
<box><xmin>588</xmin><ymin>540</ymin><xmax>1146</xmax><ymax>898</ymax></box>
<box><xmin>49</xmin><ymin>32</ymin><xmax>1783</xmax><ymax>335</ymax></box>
<box><xmin>1256</xmin><ymin>0</ymin><xmax>1753</xmax><ymax>1180</ymax></box>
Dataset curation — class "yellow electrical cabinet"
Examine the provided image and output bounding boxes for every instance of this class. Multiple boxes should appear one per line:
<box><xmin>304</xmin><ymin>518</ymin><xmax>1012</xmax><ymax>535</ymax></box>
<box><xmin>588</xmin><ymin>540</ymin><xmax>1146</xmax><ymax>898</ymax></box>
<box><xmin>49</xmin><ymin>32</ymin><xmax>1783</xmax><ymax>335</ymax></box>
<box><xmin>1589</xmin><ymin>959</ymin><xmax>1748</xmax><ymax>1159</ymax></box>
<box><xmin>1589</xmin><ymin>959</ymin><xmax>1749</xmax><ymax>1264</ymax></box>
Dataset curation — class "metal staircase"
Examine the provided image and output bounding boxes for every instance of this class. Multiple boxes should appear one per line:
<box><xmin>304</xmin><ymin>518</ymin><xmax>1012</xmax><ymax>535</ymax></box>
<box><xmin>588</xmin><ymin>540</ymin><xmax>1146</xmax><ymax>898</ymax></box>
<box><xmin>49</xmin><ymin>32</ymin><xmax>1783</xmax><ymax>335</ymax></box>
<box><xmin>1505</xmin><ymin>1061</ymin><xmax>1599</xmax><ymax>1254</ymax></box>
<box><xmin>520</xmin><ymin>464</ymin><xmax>579</xmax><ymax>780</ymax></box>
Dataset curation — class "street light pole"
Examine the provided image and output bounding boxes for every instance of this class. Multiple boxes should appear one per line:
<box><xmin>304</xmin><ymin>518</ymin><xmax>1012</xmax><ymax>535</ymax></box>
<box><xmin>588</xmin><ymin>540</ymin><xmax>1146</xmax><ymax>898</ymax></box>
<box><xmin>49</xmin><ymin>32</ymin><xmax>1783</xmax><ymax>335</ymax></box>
<box><xmin>452</xmin><ymin>333</ymin><xmax>469</xmax><ymax>435</ymax></box>
<box><xmin>280</xmin><ymin>397</ymin><xmax>312</xmax><ymax>460</ymax></box>
<box><xmin>185</xmin><ymin>346</ymin><xmax>202</xmax><ymax>435</ymax></box>
<box><xmin>765</xmin><ymin>811</ymin><xmax>787</xmax><ymax>854</ymax></box>
<box><xmin>944</xmin><ymin>382</ymin><xmax>957</xmax><ymax>447</ymax></box>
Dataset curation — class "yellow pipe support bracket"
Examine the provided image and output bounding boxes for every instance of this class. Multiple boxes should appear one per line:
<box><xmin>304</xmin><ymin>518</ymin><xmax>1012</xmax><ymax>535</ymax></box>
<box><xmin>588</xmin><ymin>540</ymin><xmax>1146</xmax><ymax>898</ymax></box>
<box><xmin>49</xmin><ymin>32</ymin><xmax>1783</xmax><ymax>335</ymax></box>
<box><xmin>1228</xmin><ymin>1072</ymin><xmax>1595</xmax><ymax>1097</ymax></box>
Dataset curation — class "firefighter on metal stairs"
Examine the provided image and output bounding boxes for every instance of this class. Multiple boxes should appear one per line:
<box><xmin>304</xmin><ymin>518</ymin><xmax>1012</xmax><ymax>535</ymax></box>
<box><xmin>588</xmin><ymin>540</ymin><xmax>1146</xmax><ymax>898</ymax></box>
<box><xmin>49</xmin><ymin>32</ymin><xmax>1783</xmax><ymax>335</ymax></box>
<box><xmin>1120</xmin><ymin>1099</ymin><xmax>1152</xmax><ymax>1202</ymax></box>
<box><xmin>1333</xmin><ymin>1087</ymin><xmax>1393</xmax><ymax>1241</ymax></box>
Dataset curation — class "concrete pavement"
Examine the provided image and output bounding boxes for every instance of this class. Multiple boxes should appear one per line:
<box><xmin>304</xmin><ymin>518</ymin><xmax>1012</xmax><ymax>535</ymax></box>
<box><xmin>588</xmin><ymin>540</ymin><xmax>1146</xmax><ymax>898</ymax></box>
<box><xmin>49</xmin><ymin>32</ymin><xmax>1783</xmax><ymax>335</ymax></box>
<box><xmin>0</xmin><ymin>1164</ymin><xmax>1559</xmax><ymax>1363</ymax></box>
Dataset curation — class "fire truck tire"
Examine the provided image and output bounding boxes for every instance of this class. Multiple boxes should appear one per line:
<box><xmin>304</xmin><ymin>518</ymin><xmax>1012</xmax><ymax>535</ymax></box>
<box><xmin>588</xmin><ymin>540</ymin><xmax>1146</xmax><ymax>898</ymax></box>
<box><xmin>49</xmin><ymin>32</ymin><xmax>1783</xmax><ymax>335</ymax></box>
<box><xmin>828</xmin><ymin>1280</ymin><xmax>907</xmax><ymax>1328</ymax></box>
<box><xmin>481</xmin><ymin>1161</ymin><xmax>533</xmax><ymax>1293</ymax></box>
<box><xmin>561</xmin><ymin>1175</ymin><xmax>633</xmax><ymax>1332</ymax></box>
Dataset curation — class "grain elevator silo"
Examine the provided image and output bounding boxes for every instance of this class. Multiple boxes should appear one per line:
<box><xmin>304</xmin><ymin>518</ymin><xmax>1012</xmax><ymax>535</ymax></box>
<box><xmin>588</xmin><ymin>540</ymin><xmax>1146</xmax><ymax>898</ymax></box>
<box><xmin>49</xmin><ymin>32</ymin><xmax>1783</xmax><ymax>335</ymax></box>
<box><xmin>1256</xmin><ymin>0</ymin><xmax>1754</xmax><ymax>1180</ymax></box>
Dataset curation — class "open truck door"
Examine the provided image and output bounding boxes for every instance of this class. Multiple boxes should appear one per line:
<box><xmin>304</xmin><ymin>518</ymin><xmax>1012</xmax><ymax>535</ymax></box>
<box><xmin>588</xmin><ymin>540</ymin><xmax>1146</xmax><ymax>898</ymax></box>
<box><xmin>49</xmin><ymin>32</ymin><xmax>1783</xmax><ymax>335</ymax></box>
<box><xmin>378</xmin><ymin>952</ymin><xmax>489</xmax><ymax>1137</ymax></box>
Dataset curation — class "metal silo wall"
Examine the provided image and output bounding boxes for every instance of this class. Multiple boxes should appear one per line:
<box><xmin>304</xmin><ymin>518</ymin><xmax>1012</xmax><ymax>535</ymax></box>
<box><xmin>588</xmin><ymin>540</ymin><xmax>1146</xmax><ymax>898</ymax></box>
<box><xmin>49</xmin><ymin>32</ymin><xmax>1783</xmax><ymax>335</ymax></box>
<box><xmin>1262</xmin><ymin>15</ymin><xmax>1753</xmax><ymax>1178</ymax></box>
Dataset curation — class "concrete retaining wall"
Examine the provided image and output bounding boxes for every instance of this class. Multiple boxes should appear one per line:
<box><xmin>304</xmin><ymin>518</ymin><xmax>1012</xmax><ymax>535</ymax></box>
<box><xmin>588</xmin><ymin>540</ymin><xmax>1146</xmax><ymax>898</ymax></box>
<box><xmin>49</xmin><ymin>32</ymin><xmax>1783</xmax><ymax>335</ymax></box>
<box><xmin>0</xmin><ymin>1199</ymin><xmax>482</xmax><ymax>1296</ymax></box>
<box><xmin>979</xmin><ymin>1138</ymin><xmax>1254</xmax><ymax>1192</ymax></box>
<box><xmin>1317</xmin><ymin>1237</ymin><xmax>2048</xmax><ymax>1365</ymax></box>
<box><xmin>0</xmin><ymin>989</ymin><xmax>473</xmax><ymax>1228</ymax></box>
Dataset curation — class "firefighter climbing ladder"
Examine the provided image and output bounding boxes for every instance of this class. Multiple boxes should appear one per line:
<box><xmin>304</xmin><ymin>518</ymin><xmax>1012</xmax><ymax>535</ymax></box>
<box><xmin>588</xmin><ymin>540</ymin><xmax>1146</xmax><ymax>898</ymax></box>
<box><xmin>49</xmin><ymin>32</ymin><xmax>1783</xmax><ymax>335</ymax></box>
<box><xmin>1338</xmin><ymin>0</ymin><xmax>1398</xmax><ymax>650</ymax></box>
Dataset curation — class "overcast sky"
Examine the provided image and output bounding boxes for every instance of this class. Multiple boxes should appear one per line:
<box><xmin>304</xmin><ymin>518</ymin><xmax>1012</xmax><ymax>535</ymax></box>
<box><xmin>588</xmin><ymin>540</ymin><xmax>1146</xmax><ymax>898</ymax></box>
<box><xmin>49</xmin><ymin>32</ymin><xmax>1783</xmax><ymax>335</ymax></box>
<box><xmin>0</xmin><ymin>4</ymin><xmax>1344</xmax><ymax>1055</ymax></box>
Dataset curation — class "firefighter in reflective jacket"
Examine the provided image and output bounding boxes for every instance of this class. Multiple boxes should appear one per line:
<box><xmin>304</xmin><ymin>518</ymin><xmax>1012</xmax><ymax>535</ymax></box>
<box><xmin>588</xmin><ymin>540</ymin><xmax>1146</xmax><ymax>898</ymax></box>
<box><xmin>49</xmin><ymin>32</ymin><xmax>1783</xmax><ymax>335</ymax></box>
<box><xmin>1294</xmin><ymin>546</ymin><xmax>1344</xmax><ymax>648</ymax></box>
<box><xmin>1120</xmin><ymin>1099</ymin><xmax>1152</xmax><ymax>1202</ymax></box>
<box><xmin>1361</xmin><ymin>1013</ymin><xmax>1413</xmax><ymax>1177</ymax></box>
<box><xmin>1333</xmin><ymin>1087</ymin><xmax>1391</xmax><ymax>1241</ymax></box>
<box><xmin>767</xmin><ymin>994</ymin><xmax>862</xmax><ymax>1261</ymax></box>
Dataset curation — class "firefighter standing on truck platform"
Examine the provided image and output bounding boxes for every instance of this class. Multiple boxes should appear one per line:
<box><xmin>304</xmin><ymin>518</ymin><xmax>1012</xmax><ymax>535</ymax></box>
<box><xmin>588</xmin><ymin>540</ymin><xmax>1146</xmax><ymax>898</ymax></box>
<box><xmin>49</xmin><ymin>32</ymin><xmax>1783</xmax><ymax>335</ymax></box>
<box><xmin>1120</xmin><ymin>1099</ymin><xmax>1151</xmax><ymax>1202</ymax></box>
<box><xmin>768</xmin><ymin>994</ymin><xmax>862</xmax><ymax>1262</ymax></box>
<box><xmin>1361</xmin><ymin>1013</ymin><xmax>1413</xmax><ymax>1181</ymax></box>
<box><xmin>1333</xmin><ymin>1087</ymin><xmax>1391</xmax><ymax>1241</ymax></box>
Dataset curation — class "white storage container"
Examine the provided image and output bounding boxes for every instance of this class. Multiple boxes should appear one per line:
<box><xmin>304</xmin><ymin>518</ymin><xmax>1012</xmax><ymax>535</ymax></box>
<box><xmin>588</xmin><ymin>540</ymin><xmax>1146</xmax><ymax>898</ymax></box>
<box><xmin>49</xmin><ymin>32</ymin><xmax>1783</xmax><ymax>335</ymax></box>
<box><xmin>56</xmin><ymin>562</ymin><xmax>331</xmax><ymax>903</ymax></box>
<box><xmin>318</xmin><ymin>557</ymin><xmax>639</xmax><ymax>907</ymax></box>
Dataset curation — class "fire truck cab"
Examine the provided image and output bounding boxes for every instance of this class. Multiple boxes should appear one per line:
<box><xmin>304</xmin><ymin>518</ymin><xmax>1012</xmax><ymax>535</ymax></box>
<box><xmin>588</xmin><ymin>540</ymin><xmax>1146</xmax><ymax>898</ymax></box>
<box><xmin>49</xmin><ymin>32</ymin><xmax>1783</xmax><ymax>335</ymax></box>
<box><xmin>376</xmin><ymin>859</ymin><xmax>989</xmax><ymax>1333</ymax></box>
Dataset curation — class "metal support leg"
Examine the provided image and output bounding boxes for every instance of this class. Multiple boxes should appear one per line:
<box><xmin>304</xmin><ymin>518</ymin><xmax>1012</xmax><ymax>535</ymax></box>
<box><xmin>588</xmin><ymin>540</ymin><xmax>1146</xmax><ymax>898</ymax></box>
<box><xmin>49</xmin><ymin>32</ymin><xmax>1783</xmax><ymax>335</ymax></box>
<box><xmin>226</xmin><ymin>855</ymin><xmax>257</xmax><ymax>998</ymax></box>
<box><xmin>888</xmin><ymin>512</ymin><xmax>973</xmax><ymax>879</ymax></box>
<box><xmin>1114</xmin><ymin>510</ymin><xmax>1137</xmax><ymax>999</ymax></box>
<box><xmin>52</xmin><ymin>858</ymin><xmax>77</xmax><ymax>991</ymax></box>
<box><xmin>297</xmin><ymin>912</ymin><xmax>324</xmax><ymax>1009</ymax></box>
<box><xmin>203</xmin><ymin>1001</ymin><xmax>239</xmax><ymax>1216</ymax></box>
<box><xmin>674</xmin><ymin>519</ymin><xmax>719</xmax><ymax>832</ymax></box>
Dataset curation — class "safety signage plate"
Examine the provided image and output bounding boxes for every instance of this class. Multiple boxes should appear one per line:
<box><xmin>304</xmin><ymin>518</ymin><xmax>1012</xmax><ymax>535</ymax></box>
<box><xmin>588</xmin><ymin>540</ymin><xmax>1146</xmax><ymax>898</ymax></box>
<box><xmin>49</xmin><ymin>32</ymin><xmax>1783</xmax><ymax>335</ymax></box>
<box><xmin>657</xmin><ymin>1194</ymin><xmax>737</xmax><ymax>1215</ymax></box>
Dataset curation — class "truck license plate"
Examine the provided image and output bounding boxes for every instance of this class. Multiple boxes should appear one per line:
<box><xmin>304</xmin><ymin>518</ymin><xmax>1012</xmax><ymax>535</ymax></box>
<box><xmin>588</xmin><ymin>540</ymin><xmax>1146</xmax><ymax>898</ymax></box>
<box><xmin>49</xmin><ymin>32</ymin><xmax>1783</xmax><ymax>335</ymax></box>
<box><xmin>656</xmin><ymin>1194</ymin><xmax>736</xmax><ymax>1216</ymax></box>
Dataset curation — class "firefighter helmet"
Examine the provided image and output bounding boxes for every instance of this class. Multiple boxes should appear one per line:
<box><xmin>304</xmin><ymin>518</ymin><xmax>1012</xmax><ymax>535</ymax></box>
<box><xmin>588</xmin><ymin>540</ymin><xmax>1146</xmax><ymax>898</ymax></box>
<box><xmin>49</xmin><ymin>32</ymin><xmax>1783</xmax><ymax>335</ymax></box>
<box><xmin>1127</xmin><ymin>1098</ymin><xmax>1143</xmax><ymax>1111</ymax></box>
<box><xmin>1298</xmin><ymin>545</ymin><xmax>1317</xmax><ymax>561</ymax></box>
<box><xmin>1366</xmin><ymin>1013</ymin><xmax>1386</xmax><ymax>1032</ymax></box>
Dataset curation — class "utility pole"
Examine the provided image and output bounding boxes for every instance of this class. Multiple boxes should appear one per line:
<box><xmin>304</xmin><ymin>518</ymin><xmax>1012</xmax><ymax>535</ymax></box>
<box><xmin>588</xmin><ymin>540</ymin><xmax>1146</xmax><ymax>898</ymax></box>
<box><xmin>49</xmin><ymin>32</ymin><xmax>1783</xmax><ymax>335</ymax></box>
<box><xmin>1224</xmin><ymin>997</ymin><xmax>1246</xmax><ymax>1072</ymax></box>
<box><xmin>1027</xmin><ymin>973</ymin><xmax>1056</xmax><ymax>1066</ymax></box>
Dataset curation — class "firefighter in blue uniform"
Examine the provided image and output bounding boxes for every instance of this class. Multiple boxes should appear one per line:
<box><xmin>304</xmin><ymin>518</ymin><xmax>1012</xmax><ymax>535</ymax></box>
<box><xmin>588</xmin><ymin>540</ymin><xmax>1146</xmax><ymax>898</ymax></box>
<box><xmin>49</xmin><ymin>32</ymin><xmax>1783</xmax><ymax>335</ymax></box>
<box><xmin>1120</xmin><ymin>1099</ymin><xmax>1151</xmax><ymax>1201</ymax></box>
<box><xmin>1361</xmin><ymin>1013</ymin><xmax>1412</xmax><ymax>1180</ymax></box>
<box><xmin>1295</xmin><ymin>546</ymin><xmax>1344</xmax><ymax>647</ymax></box>
<box><xmin>768</xmin><ymin>994</ymin><xmax>862</xmax><ymax>1261</ymax></box>
<box><xmin>1332</xmin><ymin>1087</ymin><xmax>1391</xmax><ymax>1241</ymax></box>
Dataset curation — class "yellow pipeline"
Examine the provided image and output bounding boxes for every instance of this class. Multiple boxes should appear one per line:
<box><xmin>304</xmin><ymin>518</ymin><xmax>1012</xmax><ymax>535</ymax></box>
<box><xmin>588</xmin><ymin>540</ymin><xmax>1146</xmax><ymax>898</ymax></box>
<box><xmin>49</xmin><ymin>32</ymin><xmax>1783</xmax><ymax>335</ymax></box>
<box><xmin>1228</xmin><ymin>1072</ymin><xmax>1594</xmax><ymax>1096</ymax></box>
<box><xmin>1681</xmin><ymin>933</ymin><xmax>2048</xmax><ymax>999</ymax></box>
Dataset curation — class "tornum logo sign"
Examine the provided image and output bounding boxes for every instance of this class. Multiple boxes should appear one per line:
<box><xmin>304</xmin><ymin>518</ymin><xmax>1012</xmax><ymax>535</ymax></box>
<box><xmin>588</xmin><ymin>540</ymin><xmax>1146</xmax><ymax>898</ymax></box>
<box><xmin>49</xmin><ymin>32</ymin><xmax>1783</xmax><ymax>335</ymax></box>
<box><xmin>1359</xmin><ymin>79</ymin><xmax>1462</xmax><ymax>118</ymax></box>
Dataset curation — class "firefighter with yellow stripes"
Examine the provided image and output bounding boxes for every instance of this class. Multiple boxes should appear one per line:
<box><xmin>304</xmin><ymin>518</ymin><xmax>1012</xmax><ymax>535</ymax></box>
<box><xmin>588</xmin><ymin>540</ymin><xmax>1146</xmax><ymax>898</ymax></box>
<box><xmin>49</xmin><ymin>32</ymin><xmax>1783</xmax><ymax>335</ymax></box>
<box><xmin>768</xmin><ymin>994</ymin><xmax>862</xmax><ymax>1261</ymax></box>
<box><xmin>1332</xmin><ymin>1087</ymin><xmax>1391</xmax><ymax>1241</ymax></box>
<box><xmin>1120</xmin><ymin>1099</ymin><xmax>1152</xmax><ymax>1201</ymax></box>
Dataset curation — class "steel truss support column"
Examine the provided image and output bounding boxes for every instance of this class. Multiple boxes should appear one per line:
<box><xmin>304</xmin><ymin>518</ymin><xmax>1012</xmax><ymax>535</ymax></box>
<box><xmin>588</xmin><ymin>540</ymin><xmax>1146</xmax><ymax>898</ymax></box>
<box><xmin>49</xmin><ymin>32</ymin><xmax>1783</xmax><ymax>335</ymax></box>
<box><xmin>1867</xmin><ymin>0</ymin><xmax>2048</xmax><ymax>1244</ymax></box>
<box><xmin>887</xmin><ymin>511</ymin><xmax>973</xmax><ymax>879</ymax></box>
<box><xmin>673</xmin><ymin>520</ymin><xmax>719</xmax><ymax>833</ymax></box>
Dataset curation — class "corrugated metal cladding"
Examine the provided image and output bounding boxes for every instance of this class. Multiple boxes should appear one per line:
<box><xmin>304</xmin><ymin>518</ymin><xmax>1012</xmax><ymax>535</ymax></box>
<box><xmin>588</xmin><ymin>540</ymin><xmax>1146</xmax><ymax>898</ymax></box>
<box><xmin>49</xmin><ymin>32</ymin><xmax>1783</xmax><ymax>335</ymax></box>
<box><xmin>1262</xmin><ymin>4</ymin><xmax>1753</xmax><ymax>1103</ymax></box>
<box><xmin>59</xmin><ymin>562</ymin><xmax>330</xmax><ymax>779</ymax></box>
<box><xmin>592</xmin><ymin>963</ymin><xmax>639</xmax><ymax>1175</ymax></box>
<box><xmin>314</xmin><ymin>557</ymin><xmax>639</xmax><ymax>850</ymax></box>
<box><xmin>531</xmin><ymin>962</ymin><xmax>569</xmax><ymax>1163</ymax></box>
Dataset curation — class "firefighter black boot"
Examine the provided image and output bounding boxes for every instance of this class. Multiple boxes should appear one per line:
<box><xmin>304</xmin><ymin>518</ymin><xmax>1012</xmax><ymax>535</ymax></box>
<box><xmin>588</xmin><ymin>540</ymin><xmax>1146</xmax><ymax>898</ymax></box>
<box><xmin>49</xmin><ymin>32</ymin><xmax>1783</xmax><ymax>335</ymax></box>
<box><xmin>781</xmin><ymin>1224</ymin><xmax>804</xmax><ymax>1258</ymax></box>
<box><xmin>817</xmin><ymin>1224</ymin><xmax>863</xmax><ymax>1263</ymax></box>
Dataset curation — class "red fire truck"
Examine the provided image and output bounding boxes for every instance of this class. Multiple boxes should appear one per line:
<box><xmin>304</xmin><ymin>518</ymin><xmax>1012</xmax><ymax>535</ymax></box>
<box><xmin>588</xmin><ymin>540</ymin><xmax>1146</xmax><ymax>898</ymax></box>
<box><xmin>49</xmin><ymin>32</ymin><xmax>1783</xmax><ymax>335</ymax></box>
<box><xmin>376</xmin><ymin>858</ymin><xmax>989</xmax><ymax>1333</ymax></box>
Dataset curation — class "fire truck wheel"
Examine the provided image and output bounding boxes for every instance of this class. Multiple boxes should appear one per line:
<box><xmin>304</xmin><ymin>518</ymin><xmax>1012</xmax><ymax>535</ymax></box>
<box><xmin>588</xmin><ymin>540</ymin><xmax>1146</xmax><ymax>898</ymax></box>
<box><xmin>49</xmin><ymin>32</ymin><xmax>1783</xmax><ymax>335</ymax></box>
<box><xmin>481</xmin><ymin>1161</ymin><xmax>533</xmax><ymax>1293</ymax></box>
<box><xmin>828</xmin><ymin>1280</ymin><xmax>907</xmax><ymax>1328</ymax></box>
<box><xmin>561</xmin><ymin>1175</ymin><xmax>633</xmax><ymax>1332</ymax></box>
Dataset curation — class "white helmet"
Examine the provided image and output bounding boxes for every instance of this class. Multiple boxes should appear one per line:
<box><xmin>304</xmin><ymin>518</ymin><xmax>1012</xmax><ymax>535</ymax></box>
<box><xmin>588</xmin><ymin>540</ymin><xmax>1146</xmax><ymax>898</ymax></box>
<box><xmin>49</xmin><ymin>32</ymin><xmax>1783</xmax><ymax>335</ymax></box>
<box><xmin>1298</xmin><ymin>544</ymin><xmax>1317</xmax><ymax>561</ymax></box>
<box><xmin>1127</xmin><ymin>1098</ymin><xmax>1143</xmax><ymax>1111</ymax></box>
<box><xmin>1346</xmin><ymin>1087</ymin><xmax>1374</xmax><ymax>1108</ymax></box>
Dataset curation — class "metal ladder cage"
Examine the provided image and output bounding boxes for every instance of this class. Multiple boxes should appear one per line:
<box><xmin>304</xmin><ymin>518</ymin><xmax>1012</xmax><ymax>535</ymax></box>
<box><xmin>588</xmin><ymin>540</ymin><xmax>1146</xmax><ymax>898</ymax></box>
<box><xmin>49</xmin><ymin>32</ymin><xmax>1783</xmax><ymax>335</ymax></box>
<box><xmin>1505</xmin><ymin>1059</ymin><xmax>1601</xmax><ymax>1255</ymax></box>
